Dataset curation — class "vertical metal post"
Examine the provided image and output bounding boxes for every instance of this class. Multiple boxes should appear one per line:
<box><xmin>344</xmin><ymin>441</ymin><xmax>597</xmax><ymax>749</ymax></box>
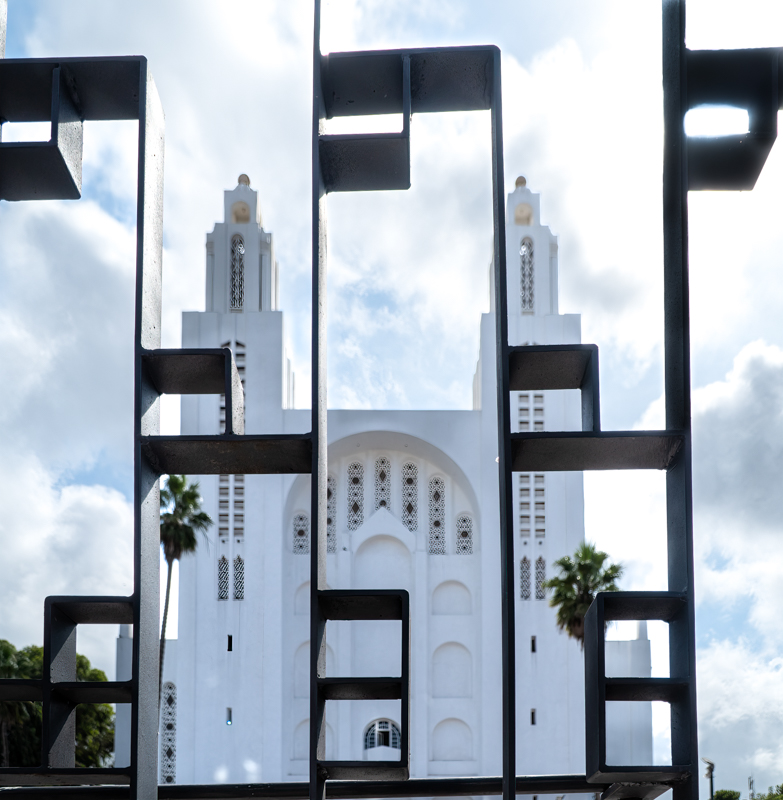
<box><xmin>0</xmin><ymin>0</ymin><xmax>6</xmax><ymax>59</ymax></box>
<box><xmin>489</xmin><ymin>48</ymin><xmax>514</xmax><ymax>800</ymax></box>
<box><xmin>133</xmin><ymin>60</ymin><xmax>165</xmax><ymax>800</ymax></box>
<box><xmin>662</xmin><ymin>3</ymin><xmax>699</xmax><ymax>800</ymax></box>
<box><xmin>310</xmin><ymin>3</ymin><xmax>328</xmax><ymax>800</ymax></box>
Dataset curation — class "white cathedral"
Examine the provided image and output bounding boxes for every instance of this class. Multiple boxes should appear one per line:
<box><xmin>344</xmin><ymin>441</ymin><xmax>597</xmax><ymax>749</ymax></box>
<box><xmin>116</xmin><ymin>176</ymin><xmax>653</xmax><ymax>785</ymax></box>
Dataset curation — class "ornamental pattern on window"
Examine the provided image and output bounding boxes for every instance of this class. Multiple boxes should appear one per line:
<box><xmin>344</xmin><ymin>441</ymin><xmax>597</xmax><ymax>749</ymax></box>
<box><xmin>233</xmin><ymin>556</ymin><xmax>244</xmax><ymax>600</ymax></box>
<box><xmin>428</xmin><ymin>477</ymin><xmax>446</xmax><ymax>554</ymax></box>
<box><xmin>347</xmin><ymin>463</ymin><xmax>364</xmax><ymax>530</ymax></box>
<box><xmin>364</xmin><ymin>719</ymin><xmax>401</xmax><ymax>750</ymax></box>
<box><xmin>327</xmin><ymin>475</ymin><xmax>337</xmax><ymax>553</ymax></box>
<box><xmin>535</xmin><ymin>556</ymin><xmax>546</xmax><ymax>600</ymax></box>
<box><xmin>293</xmin><ymin>513</ymin><xmax>310</xmax><ymax>555</ymax></box>
<box><xmin>520</xmin><ymin>557</ymin><xmax>531</xmax><ymax>600</ymax></box>
<box><xmin>375</xmin><ymin>457</ymin><xmax>391</xmax><ymax>512</ymax></box>
<box><xmin>230</xmin><ymin>236</ymin><xmax>245</xmax><ymax>309</ymax></box>
<box><xmin>520</xmin><ymin>237</ymin><xmax>534</xmax><ymax>312</ymax></box>
<box><xmin>456</xmin><ymin>514</ymin><xmax>473</xmax><ymax>555</ymax></box>
<box><xmin>160</xmin><ymin>682</ymin><xmax>177</xmax><ymax>784</ymax></box>
<box><xmin>401</xmin><ymin>462</ymin><xmax>418</xmax><ymax>531</ymax></box>
<box><xmin>218</xmin><ymin>557</ymin><xmax>229</xmax><ymax>600</ymax></box>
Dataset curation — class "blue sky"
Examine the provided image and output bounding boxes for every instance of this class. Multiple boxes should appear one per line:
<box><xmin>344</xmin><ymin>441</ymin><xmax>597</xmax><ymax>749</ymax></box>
<box><xmin>2</xmin><ymin>0</ymin><xmax>783</xmax><ymax>794</ymax></box>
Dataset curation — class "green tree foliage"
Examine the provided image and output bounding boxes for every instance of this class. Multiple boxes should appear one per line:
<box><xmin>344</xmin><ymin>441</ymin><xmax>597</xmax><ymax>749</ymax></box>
<box><xmin>750</xmin><ymin>786</ymin><xmax>783</xmax><ymax>800</ymax></box>
<box><xmin>159</xmin><ymin>474</ymin><xmax>212</xmax><ymax>703</ymax></box>
<box><xmin>714</xmin><ymin>791</ymin><xmax>741</xmax><ymax>800</ymax></box>
<box><xmin>0</xmin><ymin>641</ymin><xmax>113</xmax><ymax>767</ymax></box>
<box><xmin>541</xmin><ymin>541</ymin><xmax>623</xmax><ymax>647</ymax></box>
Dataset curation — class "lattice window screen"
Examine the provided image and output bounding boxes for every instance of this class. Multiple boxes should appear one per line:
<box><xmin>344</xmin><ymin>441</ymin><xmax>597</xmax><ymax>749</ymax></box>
<box><xmin>218</xmin><ymin>556</ymin><xmax>229</xmax><ymax>600</ymax></box>
<box><xmin>233</xmin><ymin>556</ymin><xmax>244</xmax><ymax>600</ymax></box>
<box><xmin>535</xmin><ymin>556</ymin><xmax>546</xmax><ymax>600</ymax></box>
<box><xmin>401</xmin><ymin>462</ymin><xmax>418</xmax><ymax>531</ymax></box>
<box><xmin>293</xmin><ymin>513</ymin><xmax>310</xmax><ymax>554</ymax></box>
<box><xmin>520</xmin><ymin>557</ymin><xmax>531</xmax><ymax>600</ymax></box>
<box><xmin>520</xmin><ymin>237</ymin><xmax>534</xmax><ymax>312</ymax></box>
<box><xmin>456</xmin><ymin>514</ymin><xmax>473</xmax><ymax>555</ymax></box>
<box><xmin>428</xmin><ymin>477</ymin><xmax>445</xmax><ymax>554</ymax></box>
<box><xmin>160</xmin><ymin>682</ymin><xmax>177</xmax><ymax>784</ymax></box>
<box><xmin>375</xmin><ymin>457</ymin><xmax>391</xmax><ymax>511</ymax></box>
<box><xmin>231</xmin><ymin>236</ymin><xmax>245</xmax><ymax>309</ymax></box>
<box><xmin>347</xmin><ymin>463</ymin><xmax>364</xmax><ymax>530</ymax></box>
<box><xmin>327</xmin><ymin>475</ymin><xmax>336</xmax><ymax>553</ymax></box>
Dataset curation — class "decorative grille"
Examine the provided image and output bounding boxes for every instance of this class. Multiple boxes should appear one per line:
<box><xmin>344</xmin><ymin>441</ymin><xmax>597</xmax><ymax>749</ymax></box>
<box><xmin>293</xmin><ymin>513</ymin><xmax>310</xmax><ymax>555</ymax></box>
<box><xmin>230</xmin><ymin>236</ymin><xmax>245</xmax><ymax>309</ymax></box>
<box><xmin>347</xmin><ymin>462</ymin><xmax>364</xmax><ymax>530</ymax></box>
<box><xmin>535</xmin><ymin>557</ymin><xmax>546</xmax><ymax>600</ymax></box>
<box><xmin>327</xmin><ymin>475</ymin><xmax>336</xmax><ymax>553</ymax></box>
<box><xmin>519</xmin><ymin>473</ymin><xmax>531</xmax><ymax>536</ymax></box>
<box><xmin>375</xmin><ymin>457</ymin><xmax>391</xmax><ymax>512</ymax></box>
<box><xmin>233</xmin><ymin>556</ymin><xmax>244</xmax><ymax>600</ymax></box>
<box><xmin>160</xmin><ymin>682</ymin><xmax>177</xmax><ymax>784</ymax></box>
<box><xmin>456</xmin><ymin>514</ymin><xmax>473</xmax><ymax>555</ymax></box>
<box><xmin>217</xmin><ymin>556</ymin><xmax>229</xmax><ymax>600</ymax></box>
<box><xmin>401</xmin><ymin>462</ymin><xmax>418</xmax><ymax>531</ymax></box>
<box><xmin>364</xmin><ymin>719</ymin><xmax>401</xmax><ymax>750</ymax></box>
<box><xmin>428</xmin><ymin>477</ymin><xmax>445</xmax><ymax>554</ymax></box>
<box><xmin>520</xmin><ymin>237</ymin><xmax>534</xmax><ymax>312</ymax></box>
<box><xmin>520</xmin><ymin>557</ymin><xmax>531</xmax><ymax>600</ymax></box>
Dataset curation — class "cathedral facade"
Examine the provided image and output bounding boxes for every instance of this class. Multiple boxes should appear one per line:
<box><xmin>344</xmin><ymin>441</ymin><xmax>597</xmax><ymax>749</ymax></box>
<box><xmin>117</xmin><ymin>176</ymin><xmax>653</xmax><ymax>785</ymax></box>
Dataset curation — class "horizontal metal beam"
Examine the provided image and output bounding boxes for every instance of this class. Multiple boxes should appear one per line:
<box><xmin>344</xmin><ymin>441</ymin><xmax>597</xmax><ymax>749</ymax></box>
<box><xmin>141</xmin><ymin>434</ymin><xmax>312</xmax><ymax>475</ymax></box>
<box><xmin>0</xmin><ymin>775</ymin><xmax>615</xmax><ymax>799</ymax></box>
<box><xmin>511</xmin><ymin>431</ymin><xmax>683</xmax><ymax>471</ymax></box>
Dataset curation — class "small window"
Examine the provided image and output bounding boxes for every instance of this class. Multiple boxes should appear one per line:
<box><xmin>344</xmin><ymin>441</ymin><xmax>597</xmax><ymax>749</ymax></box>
<box><xmin>230</xmin><ymin>236</ymin><xmax>245</xmax><ymax>310</ymax></box>
<box><xmin>531</xmin><ymin>636</ymin><xmax>536</xmax><ymax>653</ymax></box>
<box><xmin>428</xmin><ymin>477</ymin><xmax>446</xmax><ymax>554</ymax></box>
<box><xmin>535</xmin><ymin>557</ymin><xmax>546</xmax><ymax>600</ymax></box>
<box><xmin>531</xmin><ymin>708</ymin><xmax>536</xmax><ymax>725</ymax></box>
<box><xmin>293</xmin><ymin>514</ymin><xmax>310</xmax><ymax>555</ymax></box>
<box><xmin>401</xmin><ymin>462</ymin><xmax>418</xmax><ymax>531</ymax></box>
<box><xmin>218</xmin><ymin>557</ymin><xmax>229</xmax><ymax>600</ymax></box>
<box><xmin>375</xmin><ymin>457</ymin><xmax>391</xmax><ymax>511</ymax></box>
<box><xmin>226</xmin><ymin>708</ymin><xmax>233</xmax><ymax>726</ymax></box>
<box><xmin>520</xmin><ymin>237</ymin><xmax>534</xmax><ymax>313</ymax></box>
<box><xmin>520</xmin><ymin>557</ymin><xmax>531</xmax><ymax>600</ymax></box>
<box><xmin>347</xmin><ymin>463</ymin><xmax>364</xmax><ymax>530</ymax></box>
<box><xmin>364</xmin><ymin>719</ymin><xmax>401</xmax><ymax>750</ymax></box>
<box><xmin>233</xmin><ymin>556</ymin><xmax>244</xmax><ymax>600</ymax></box>
<box><xmin>227</xmin><ymin>635</ymin><xmax>233</xmax><ymax>652</ymax></box>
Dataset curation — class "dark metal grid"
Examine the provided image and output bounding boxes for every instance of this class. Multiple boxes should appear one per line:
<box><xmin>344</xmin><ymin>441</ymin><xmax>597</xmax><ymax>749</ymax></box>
<box><xmin>2</xmin><ymin>1</ymin><xmax>782</xmax><ymax>799</ymax></box>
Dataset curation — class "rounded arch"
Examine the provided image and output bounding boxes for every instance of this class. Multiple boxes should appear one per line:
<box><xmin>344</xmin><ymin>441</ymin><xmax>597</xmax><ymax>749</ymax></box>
<box><xmin>432</xmin><ymin>718</ymin><xmax>472</xmax><ymax>761</ymax></box>
<box><xmin>294</xmin><ymin>582</ymin><xmax>309</xmax><ymax>615</ymax></box>
<box><xmin>432</xmin><ymin>642</ymin><xmax>472</xmax><ymax>698</ymax></box>
<box><xmin>354</xmin><ymin>535</ymin><xmax>412</xmax><ymax>592</ymax></box>
<box><xmin>294</xmin><ymin>642</ymin><xmax>334</xmax><ymax>697</ymax></box>
<box><xmin>294</xmin><ymin>720</ymin><xmax>334</xmax><ymax>760</ymax></box>
<box><xmin>432</xmin><ymin>581</ymin><xmax>472</xmax><ymax>615</ymax></box>
<box><xmin>326</xmin><ymin>431</ymin><xmax>480</xmax><ymax>515</ymax></box>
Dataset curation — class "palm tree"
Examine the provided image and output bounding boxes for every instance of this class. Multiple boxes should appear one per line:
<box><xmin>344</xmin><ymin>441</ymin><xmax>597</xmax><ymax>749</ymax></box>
<box><xmin>159</xmin><ymin>475</ymin><xmax>212</xmax><ymax>705</ymax></box>
<box><xmin>542</xmin><ymin>541</ymin><xmax>623</xmax><ymax>648</ymax></box>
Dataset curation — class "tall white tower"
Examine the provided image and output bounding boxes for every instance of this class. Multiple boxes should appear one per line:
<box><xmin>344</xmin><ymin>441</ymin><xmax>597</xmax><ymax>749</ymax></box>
<box><xmin>125</xmin><ymin>175</ymin><xmax>651</xmax><ymax>786</ymax></box>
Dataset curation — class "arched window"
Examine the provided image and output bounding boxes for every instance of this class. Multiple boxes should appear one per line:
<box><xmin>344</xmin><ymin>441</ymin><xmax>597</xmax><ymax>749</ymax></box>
<box><xmin>428</xmin><ymin>477</ymin><xmax>445</xmax><ymax>554</ymax></box>
<box><xmin>233</xmin><ymin>556</ymin><xmax>244</xmax><ymax>600</ymax></box>
<box><xmin>293</xmin><ymin>514</ymin><xmax>310</xmax><ymax>554</ymax></box>
<box><xmin>520</xmin><ymin>237</ymin><xmax>534</xmax><ymax>313</ymax></box>
<box><xmin>347</xmin><ymin>463</ymin><xmax>364</xmax><ymax>530</ymax></box>
<box><xmin>230</xmin><ymin>235</ymin><xmax>245</xmax><ymax>310</ymax></box>
<box><xmin>401</xmin><ymin>462</ymin><xmax>418</xmax><ymax>531</ymax></box>
<box><xmin>535</xmin><ymin>557</ymin><xmax>546</xmax><ymax>600</ymax></box>
<box><xmin>455</xmin><ymin>514</ymin><xmax>473</xmax><ymax>555</ymax></box>
<box><xmin>160</xmin><ymin>682</ymin><xmax>177</xmax><ymax>783</ymax></box>
<box><xmin>520</xmin><ymin>557</ymin><xmax>531</xmax><ymax>600</ymax></box>
<box><xmin>327</xmin><ymin>475</ymin><xmax>337</xmax><ymax>553</ymax></box>
<box><xmin>364</xmin><ymin>719</ymin><xmax>401</xmax><ymax>750</ymax></box>
<box><xmin>218</xmin><ymin>557</ymin><xmax>229</xmax><ymax>600</ymax></box>
<box><xmin>375</xmin><ymin>457</ymin><xmax>391</xmax><ymax>511</ymax></box>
